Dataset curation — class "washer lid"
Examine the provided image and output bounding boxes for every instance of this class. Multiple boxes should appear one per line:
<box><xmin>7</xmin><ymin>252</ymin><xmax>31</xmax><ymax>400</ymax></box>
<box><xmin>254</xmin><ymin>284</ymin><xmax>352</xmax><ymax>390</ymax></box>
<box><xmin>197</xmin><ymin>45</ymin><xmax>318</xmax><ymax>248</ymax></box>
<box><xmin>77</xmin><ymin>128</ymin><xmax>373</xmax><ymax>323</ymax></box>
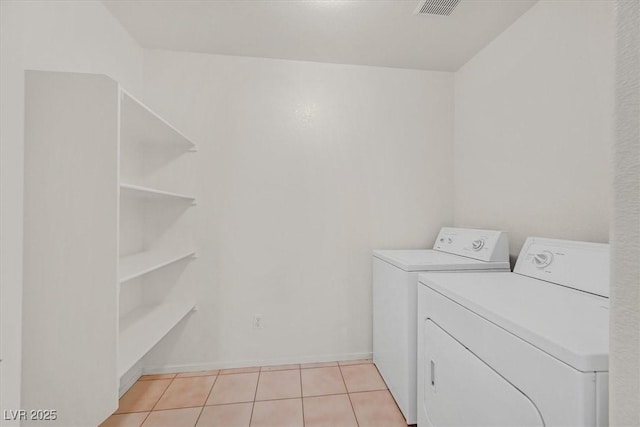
<box><xmin>373</xmin><ymin>249</ymin><xmax>510</xmax><ymax>272</ymax></box>
<box><xmin>419</xmin><ymin>272</ymin><xmax>609</xmax><ymax>372</ymax></box>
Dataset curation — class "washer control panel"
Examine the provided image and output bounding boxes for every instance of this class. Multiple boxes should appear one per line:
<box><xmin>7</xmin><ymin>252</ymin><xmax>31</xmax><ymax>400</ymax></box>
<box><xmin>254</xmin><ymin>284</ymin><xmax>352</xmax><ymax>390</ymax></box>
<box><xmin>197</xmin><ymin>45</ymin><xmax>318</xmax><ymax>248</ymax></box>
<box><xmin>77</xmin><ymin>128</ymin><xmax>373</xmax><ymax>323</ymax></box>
<box><xmin>515</xmin><ymin>237</ymin><xmax>610</xmax><ymax>297</ymax></box>
<box><xmin>433</xmin><ymin>227</ymin><xmax>509</xmax><ymax>262</ymax></box>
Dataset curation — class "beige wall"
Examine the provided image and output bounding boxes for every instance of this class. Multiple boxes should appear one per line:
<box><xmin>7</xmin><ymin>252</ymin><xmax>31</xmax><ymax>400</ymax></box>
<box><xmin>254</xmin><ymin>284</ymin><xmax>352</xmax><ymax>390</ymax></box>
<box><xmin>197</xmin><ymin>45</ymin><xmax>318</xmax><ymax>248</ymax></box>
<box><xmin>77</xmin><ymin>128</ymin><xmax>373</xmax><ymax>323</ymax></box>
<box><xmin>0</xmin><ymin>1</ymin><xmax>142</xmax><ymax>421</ymax></box>
<box><xmin>453</xmin><ymin>0</ymin><xmax>615</xmax><ymax>257</ymax></box>
<box><xmin>139</xmin><ymin>50</ymin><xmax>453</xmax><ymax>369</ymax></box>
<box><xmin>611</xmin><ymin>1</ymin><xmax>640</xmax><ymax>425</ymax></box>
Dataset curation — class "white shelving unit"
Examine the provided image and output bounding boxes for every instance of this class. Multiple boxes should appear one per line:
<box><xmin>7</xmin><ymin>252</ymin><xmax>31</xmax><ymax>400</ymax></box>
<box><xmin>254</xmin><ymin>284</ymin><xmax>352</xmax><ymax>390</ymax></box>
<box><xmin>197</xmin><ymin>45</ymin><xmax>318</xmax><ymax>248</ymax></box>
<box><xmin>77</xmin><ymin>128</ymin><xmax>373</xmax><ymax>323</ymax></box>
<box><xmin>120</xmin><ymin>249</ymin><xmax>196</xmax><ymax>283</ymax></box>
<box><xmin>117</xmin><ymin>85</ymin><xmax>197</xmax><ymax>382</ymax></box>
<box><xmin>120</xmin><ymin>89</ymin><xmax>195</xmax><ymax>149</ymax></box>
<box><xmin>22</xmin><ymin>71</ymin><xmax>198</xmax><ymax>426</ymax></box>
<box><xmin>118</xmin><ymin>302</ymin><xmax>196</xmax><ymax>377</ymax></box>
<box><xmin>120</xmin><ymin>183</ymin><xmax>196</xmax><ymax>202</ymax></box>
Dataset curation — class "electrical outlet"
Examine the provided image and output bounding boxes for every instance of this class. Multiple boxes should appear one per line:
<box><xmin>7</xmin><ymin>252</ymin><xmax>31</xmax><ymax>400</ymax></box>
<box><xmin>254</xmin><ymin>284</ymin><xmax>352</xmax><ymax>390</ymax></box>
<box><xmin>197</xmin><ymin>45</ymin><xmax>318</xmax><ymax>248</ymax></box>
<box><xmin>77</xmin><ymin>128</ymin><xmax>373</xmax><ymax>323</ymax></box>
<box><xmin>253</xmin><ymin>314</ymin><xmax>263</xmax><ymax>329</ymax></box>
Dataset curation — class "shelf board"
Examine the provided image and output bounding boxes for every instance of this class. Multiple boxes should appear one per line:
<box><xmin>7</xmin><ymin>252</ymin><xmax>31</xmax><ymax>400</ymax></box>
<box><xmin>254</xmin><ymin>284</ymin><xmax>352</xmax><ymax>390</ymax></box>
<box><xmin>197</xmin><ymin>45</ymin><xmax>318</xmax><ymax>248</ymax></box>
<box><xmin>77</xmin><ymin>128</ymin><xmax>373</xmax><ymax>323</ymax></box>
<box><xmin>119</xmin><ymin>249</ymin><xmax>196</xmax><ymax>283</ymax></box>
<box><xmin>120</xmin><ymin>89</ymin><xmax>196</xmax><ymax>150</ymax></box>
<box><xmin>118</xmin><ymin>302</ymin><xmax>195</xmax><ymax>377</ymax></box>
<box><xmin>120</xmin><ymin>183</ymin><xmax>196</xmax><ymax>202</ymax></box>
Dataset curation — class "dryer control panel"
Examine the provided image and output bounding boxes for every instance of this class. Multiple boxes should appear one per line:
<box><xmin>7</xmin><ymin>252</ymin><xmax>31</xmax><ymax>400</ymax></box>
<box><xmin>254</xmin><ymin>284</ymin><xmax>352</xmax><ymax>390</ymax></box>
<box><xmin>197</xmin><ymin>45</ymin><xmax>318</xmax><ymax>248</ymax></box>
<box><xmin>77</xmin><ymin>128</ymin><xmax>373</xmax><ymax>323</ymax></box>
<box><xmin>433</xmin><ymin>227</ymin><xmax>509</xmax><ymax>263</ymax></box>
<box><xmin>514</xmin><ymin>237</ymin><xmax>610</xmax><ymax>297</ymax></box>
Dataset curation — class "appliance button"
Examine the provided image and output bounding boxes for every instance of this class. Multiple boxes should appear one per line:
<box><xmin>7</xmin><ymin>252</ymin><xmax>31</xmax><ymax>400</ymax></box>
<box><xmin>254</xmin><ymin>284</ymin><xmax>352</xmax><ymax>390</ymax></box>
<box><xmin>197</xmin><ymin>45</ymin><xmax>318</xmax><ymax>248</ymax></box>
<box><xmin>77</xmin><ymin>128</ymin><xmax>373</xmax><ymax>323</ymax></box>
<box><xmin>533</xmin><ymin>251</ymin><xmax>554</xmax><ymax>268</ymax></box>
<box><xmin>472</xmin><ymin>239</ymin><xmax>485</xmax><ymax>251</ymax></box>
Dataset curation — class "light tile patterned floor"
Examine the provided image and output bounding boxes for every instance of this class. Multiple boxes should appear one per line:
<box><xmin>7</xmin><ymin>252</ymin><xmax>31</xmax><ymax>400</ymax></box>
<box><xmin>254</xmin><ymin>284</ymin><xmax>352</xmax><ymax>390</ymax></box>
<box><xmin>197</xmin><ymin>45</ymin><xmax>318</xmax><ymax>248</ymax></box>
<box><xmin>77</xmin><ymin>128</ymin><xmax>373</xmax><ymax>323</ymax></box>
<box><xmin>100</xmin><ymin>359</ymin><xmax>407</xmax><ymax>427</ymax></box>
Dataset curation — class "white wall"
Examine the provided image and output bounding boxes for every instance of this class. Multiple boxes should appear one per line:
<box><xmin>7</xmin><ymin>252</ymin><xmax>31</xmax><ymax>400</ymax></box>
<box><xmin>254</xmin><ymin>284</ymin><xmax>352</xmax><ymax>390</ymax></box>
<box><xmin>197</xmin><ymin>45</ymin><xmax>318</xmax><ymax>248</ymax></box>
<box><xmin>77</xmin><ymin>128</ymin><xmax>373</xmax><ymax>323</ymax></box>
<box><xmin>140</xmin><ymin>50</ymin><xmax>453</xmax><ymax>370</ymax></box>
<box><xmin>0</xmin><ymin>1</ymin><xmax>142</xmax><ymax>422</ymax></box>
<box><xmin>3</xmin><ymin>1</ymin><xmax>627</xmax><ymax>423</ymax></box>
<box><xmin>610</xmin><ymin>1</ymin><xmax>640</xmax><ymax>425</ymax></box>
<box><xmin>453</xmin><ymin>0</ymin><xmax>615</xmax><ymax>256</ymax></box>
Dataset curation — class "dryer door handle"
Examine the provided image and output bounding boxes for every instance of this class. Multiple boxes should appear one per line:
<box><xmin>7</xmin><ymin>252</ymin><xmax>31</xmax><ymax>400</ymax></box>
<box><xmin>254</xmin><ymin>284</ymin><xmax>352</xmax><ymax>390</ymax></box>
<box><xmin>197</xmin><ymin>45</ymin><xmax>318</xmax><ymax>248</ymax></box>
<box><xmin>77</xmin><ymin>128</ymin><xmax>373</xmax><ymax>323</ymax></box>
<box><xmin>430</xmin><ymin>360</ymin><xmax>436</xmax><ymax>388</ymax></box>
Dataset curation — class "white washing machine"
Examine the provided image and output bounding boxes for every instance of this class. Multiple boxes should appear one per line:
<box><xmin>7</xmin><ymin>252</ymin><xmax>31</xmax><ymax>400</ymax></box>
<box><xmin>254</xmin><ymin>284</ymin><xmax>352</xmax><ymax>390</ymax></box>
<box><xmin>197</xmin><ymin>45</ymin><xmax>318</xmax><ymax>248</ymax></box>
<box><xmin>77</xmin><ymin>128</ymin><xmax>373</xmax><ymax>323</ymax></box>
<box><xmin>373</xmin><ymin>227</ymin><xmax>510</xmax><ymax>425</ymax></box>
<box><xmin>417</xmin><ymin>237</ymin><xmax>610</xmax><ymax>427</ymax></box>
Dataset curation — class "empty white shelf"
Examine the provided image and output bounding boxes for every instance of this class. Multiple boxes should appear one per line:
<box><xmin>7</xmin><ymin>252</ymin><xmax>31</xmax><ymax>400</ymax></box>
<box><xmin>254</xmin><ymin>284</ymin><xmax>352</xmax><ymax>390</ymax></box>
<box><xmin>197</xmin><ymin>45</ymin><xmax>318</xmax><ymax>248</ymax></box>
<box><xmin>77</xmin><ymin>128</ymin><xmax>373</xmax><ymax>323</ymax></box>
<box><xmin>120</xmin><ymin>89</ymin><xmax>195</xmax><ymax>149</ymax></box>
<box><xmin>118</xmin><ymin>302</ymin><xmax>195</xmax><ymax>377</ymax></box>
<box><xmin>120</xmin><ymin>183</ymin><xmax>196</xmax><ymax>202</ymax></box>
<box><xmin>120</xmin><ymin>249</ymin><xmax>196</xmax><ymax>283</ymax></box>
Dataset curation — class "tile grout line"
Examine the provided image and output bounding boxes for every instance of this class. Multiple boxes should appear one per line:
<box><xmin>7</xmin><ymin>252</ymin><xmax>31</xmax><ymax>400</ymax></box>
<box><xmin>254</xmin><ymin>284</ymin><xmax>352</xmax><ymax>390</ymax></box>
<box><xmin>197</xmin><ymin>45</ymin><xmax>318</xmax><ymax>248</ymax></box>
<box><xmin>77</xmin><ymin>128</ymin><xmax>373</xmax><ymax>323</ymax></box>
<box><xmin>138</xmin><ymin>407</ymin><xmax>153</xmax><ymax>427</ymax></box>
<box><xmin>191</xmin><ymin>406</ymin><xmax>205</xmax><ymax>427</ymax></box>
<box><xmin>300</xmin><ymin>363</ymin><xmax>339</xmax><ymax>369</ymax></box>
<box><xmin>371</xmin><ymin>363</ymin><xmax>408</xmax><ymax>425</ymax></box>
<box><xmin>260</xmin><ymin>364</ymin><xmax>300</xmax><ymax>373</ymax></box>
<box><xmin>114</xmin><ymin>375</ymin><xmax>175</xmax><ymax>416</ymax></box>
<box><xmin>122</xmin><ymin>375</ymin><xmax>174</xmax><ymax>427</ymax></box>
<box><xmin>202</xmin><ymin>373</ymin><xmax>220</xmax><ymax>405</ymax></box>
<box><xmin>338</xmin><ymin>363</ymin><xmax>360</xmax><ymax>427</ymax></box>
<box><xmin>254</xmin><ymin>393</ymin><xmax>349</xmax><ymax>403</ymax></box>
<box><xmin>143</xmin><ymin>375</ymin><xmax>215</xmax><ymax>427</ymax></box>
<box><xmin>248</xmin><ymin>369</ymin><xmax>261</xmax><ymax>426</ymax></box>
<box><xmin>192</xmin><ymin>373</ymin><xmax>220</xmax><ymax>426</ymax></box>
<box><xmin>149</xmin><ymin>376</ymin><xmax>176</xmax><ymax>412</ymax></box>
<box><xmin>219</xmin><ymin>367</ymin><xmax>260</xmax><ymax>375</ymax></box>
<box><xmin>299</xmin><ymin>368</ymin><xmax>305</xmax><ymax>427</ymax></box>
<box><xmin>300</xmin><ymin>391</ymin><xmax>353</xmax><ymax>400</ymax></box>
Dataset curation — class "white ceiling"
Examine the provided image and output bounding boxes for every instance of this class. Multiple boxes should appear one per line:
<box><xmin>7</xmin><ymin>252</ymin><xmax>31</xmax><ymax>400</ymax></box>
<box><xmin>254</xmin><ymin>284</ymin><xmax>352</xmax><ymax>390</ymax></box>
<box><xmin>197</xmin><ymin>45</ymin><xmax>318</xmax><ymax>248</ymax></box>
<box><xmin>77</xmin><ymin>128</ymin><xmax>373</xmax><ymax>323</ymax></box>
<box><xmin>103</xmin><ymin>0</ymin><xmax>537</xmax><ymax>71</ymax></box>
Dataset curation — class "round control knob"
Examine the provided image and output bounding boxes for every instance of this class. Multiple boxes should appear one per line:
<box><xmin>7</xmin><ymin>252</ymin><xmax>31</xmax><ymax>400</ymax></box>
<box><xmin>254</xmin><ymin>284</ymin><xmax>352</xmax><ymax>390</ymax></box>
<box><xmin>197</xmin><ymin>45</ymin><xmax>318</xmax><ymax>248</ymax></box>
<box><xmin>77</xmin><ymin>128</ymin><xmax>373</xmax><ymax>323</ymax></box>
<box><xmin>471</xmin><ymin>239</ymin><xmax>485</xmax><ymax>251</ymax></box>
<box><xmin>532</xmin><ymin>251</ymin><xmax>554</xmax><ymax>269</ymax></box>
<box><xmin>447</xmin><ymin>238</ymin><xmax>453</xmax><ymax>244</ymax></box>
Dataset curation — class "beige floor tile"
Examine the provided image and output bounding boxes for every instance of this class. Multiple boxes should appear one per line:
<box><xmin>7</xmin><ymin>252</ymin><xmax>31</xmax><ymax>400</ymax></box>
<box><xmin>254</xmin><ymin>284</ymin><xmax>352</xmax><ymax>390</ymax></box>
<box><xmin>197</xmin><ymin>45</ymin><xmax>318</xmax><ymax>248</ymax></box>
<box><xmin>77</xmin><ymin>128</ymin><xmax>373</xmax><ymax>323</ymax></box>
<box><xmin>141</xmin><ymin>408</ymin><xmax>202</xmax><ymax>427</ymax></box>
<box><xmin>303</xmin><ymin>394</ymin><xmax>358</xmax><ymax>427</ymax></box>
<box><xmin>349</xmin><ymin>390</ymin><xmax>406</xmax><ymax>427</ymax></box>
<box><xmin>338</xmin><ymin>359</ymin><xmax>373</xmax><ymax>366</ymax></box>
<box><xmin>116</xmin><ymin>380</ymin><xmax>172</xmax><ymax>414</ymax></box>
<box><xmin>139</xmin><ymin>374</ymin><xmax>176</xmax><ymax>381</ymax></box>
<box><xmin>250</xmin><ymin>398</ymin><xmax>303</xmax><ymax>427</ymax></box>
<box><xmin>300</xmin><ymin>367</ymin><xmax>346</xmax><ymax>397</ymax></box>
<box><xmin>220</xmin><ymin>366</ymin><xmax>260</xmax><ymax>374</ymax></box>
<box><xmin>260</xmin><ymin>364</ymin><xmax>299</xmax><ymax>372</ymax></box>
<box><xmin>340</xmin><ymin>364</ymin><xmax>387</xmax><ymax>393</ymax></box>
<box><xmin>99</xmin><ymin>412</ymin><xmax>149</xmax><ymax>427</ymax></box>
<box><xmin>155</xmin><ymin>376</ymin><xmax>216</xmax><ymax>410</ymax></box>
<box><xmin>176</xmin><ymin>370</ymin><xmax>220</xmax><ymax>378</ymax></box>
<box><xmin>255</xmin><ymin>369</ymin><xmax>301</xmax><ymax>401</ymax></box>
<box><xmin>206</xmin><ymin>372</ymin><xmax>259</xmax><ymax>405</ymax></box>
<box><xmin>196</xmin><ymin>403</ymin><xmax>253</xmax><ymax>427</ymax></box>
<box><xmin>300</xmin><ymin>361</ymin><xmax>338</xmax><ymax>369</ymax></box>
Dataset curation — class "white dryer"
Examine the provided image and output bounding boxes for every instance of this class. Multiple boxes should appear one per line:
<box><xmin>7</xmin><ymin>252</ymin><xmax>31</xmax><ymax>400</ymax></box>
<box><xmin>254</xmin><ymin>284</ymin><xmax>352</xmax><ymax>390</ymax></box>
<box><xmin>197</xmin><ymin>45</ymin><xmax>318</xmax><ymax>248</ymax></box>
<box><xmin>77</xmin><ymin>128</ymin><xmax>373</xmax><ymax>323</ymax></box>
<box><xmin>373</xmin><ymin>227</ymin><xmax>510</xmax><ymax>424</ymax></box>
<box><xmin>417</xmin><ymin>238</ymin><xmax>610</xmax><ymax>427</ymax></box>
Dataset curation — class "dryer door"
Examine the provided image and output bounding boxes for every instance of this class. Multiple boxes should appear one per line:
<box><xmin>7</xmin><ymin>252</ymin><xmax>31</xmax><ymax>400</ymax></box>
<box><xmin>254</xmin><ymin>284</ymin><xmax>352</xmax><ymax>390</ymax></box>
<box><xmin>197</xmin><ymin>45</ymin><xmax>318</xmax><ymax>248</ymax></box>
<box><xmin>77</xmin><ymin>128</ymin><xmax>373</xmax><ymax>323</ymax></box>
<box><xmin>422</xmin><ymin>319</ymin><xmax>544</xmax><ymax>427</ymax></box>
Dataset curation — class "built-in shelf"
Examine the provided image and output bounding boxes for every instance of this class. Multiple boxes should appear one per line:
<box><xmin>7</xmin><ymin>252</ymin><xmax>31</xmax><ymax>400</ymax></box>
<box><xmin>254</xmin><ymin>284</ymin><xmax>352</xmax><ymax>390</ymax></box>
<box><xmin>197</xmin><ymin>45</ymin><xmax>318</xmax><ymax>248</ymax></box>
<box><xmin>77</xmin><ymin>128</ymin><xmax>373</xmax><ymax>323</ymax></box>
<box><xmin>120</xmin><ymin>89</ymin><xmax>196</xmax><ymax>150</ymax></box>
<box><xmin>119</xmin><ymin>249</ymin><xmax>196</xmax><ymax>283</ymax></box>
<box><xmin>118</xmin><ymin>302</ymin><xmax>195</xmax><ymax>377</ymax></box>
<box><xmin>23</xmin><ymin>72</ymin><xmax>199</xmax><ymax>419</ymax></box>
<box><xmin>120</xmin><ymin>183</ymin><xmax>196</xmax><ymax>202</ymax></box>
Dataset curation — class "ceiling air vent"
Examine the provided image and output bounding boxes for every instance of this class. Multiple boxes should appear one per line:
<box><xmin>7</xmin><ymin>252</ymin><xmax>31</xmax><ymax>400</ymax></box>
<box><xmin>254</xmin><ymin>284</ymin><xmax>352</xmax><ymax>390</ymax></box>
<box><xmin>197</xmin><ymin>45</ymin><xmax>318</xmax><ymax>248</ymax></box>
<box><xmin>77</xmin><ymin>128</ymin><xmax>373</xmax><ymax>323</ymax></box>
<box><xmin>414</xmin><ymin>0</ymin><xmax>462</xmax><ymax>16</ymax></box>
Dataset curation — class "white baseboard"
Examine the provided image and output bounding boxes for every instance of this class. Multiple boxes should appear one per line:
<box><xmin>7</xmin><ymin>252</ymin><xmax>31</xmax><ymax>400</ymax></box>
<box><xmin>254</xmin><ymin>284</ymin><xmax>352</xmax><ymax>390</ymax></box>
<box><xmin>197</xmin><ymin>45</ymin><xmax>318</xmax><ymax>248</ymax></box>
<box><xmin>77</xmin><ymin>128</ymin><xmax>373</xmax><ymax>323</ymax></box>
<box><xmin>119</xmin><ymin>364</ymin><xmax>143</xmax><ymax>397</ymax></box>
<box><xmin>141</xmin><ymin>352</ymin><xmax>373</xmax><ymax>375</ymax></box>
